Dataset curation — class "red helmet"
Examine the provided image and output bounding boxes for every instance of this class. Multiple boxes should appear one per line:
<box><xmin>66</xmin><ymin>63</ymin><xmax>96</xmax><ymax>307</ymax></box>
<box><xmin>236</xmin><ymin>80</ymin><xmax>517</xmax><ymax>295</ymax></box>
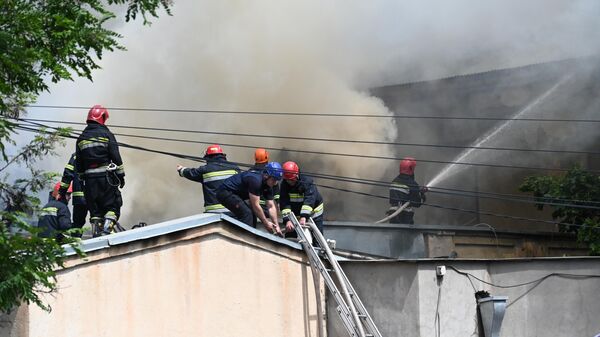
<box><xmin>87</xmin><ymin>105</ymin><xmax>109</xmax><ymax>125</ymax></box>
<box><xmin>399</xmin><ymin>157</ymin><xmax>417</xmax><ymax>175</ymax></box>
<box><xmin>205</xmin><ymin>144</ymin><xmax>224</xmax><ymax>156</ymax></box>
<box><xmin>52</xmin><ymin>182</ymin><xmax>72</xmax><ymax>198</ymax></box>
<box><xmin>254</xmin><ymin>148</ymin><xmax>269</xmax><ymax>164</ymax></box>
<box><xmin>282</xmin><ymin>161</ymin><xmax>299</xmax><ymax>181</ymax></box>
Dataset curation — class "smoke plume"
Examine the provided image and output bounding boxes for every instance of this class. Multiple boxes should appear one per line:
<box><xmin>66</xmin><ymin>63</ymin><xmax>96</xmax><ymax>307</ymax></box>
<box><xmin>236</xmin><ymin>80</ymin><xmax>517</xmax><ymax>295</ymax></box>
<box><xmin>30</xmin><ymin>0</ymin><xmax>600</xmax><ymax>225</ymax></box>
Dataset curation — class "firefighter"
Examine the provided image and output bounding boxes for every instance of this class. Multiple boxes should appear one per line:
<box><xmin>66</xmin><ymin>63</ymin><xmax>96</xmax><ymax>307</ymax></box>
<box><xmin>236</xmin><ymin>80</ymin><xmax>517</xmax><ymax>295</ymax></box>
<box><xmin>38</xmin><ymin>182</ymin><xmax>72</xmax><ymax>241</ymax></box>
<box><xmin>280</xmin><ymin>161</ymin><xmax>325</xmax><ymax>234</ymax></box>
<box><xmin>249</xmin><ymin>148</ymin><xmax>280</xmax><ymax>220</ymax></box>
<box><xmin>58</xmin><ymin>153</ymin><xmax>87</xmax><ymax>236</ymax></box>
<box><xmin>216</xmin><ymin>161</ymin><xmax>283</xmax><ymax>235</ymax></box>
<box><xmin>75</xmin><ymin>105</ymin><xmax>124</xmax><ymax>237</ymax></box>
<box><xmin>387</xmin><ymin>157</ymin><xmax>426</xmax><ymax>225</ymax></box>
<box><xmin>176</xmin><ymin>144</ymin><xmax>240</xmax><ymax>214</ymax></box>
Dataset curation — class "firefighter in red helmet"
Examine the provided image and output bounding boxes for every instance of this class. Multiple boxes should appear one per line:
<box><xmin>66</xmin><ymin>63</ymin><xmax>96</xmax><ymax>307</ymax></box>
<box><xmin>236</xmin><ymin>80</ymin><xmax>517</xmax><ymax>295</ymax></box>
<box><xmin>280</xmin><ymin>161</ymin><xmax>324</xmax><ymax>234</ymax></box>
<box><xmin>38</xmin><ymin>182</ymin><xmax>73</xmax><ymax>241</ymax></box>
<box><xmin>75</xmin><ymin>105</ymin><xmax>124</xmax><ymax>236</ymax></box>
<box><xmin>176</xmin><ymin>144</ymin><xmax>240</xmax><ymax>214</ymax></box>
<box><xmin>387</xmin><ymin>157</ymin><xmax>426</xmax><ymax>224</ymax></box>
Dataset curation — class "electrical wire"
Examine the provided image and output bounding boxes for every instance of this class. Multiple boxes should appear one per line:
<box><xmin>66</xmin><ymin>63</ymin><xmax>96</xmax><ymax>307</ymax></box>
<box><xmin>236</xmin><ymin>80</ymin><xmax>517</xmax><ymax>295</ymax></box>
<box><xmin>16</xmin><ymin>115</ymin><xmax>600</xmax><ymax>204</ymax></box>
<box><xmin>428</xmin><ymin>188</ymin><xmax>600</xmax><ymax>210</ymax></box>
<box><xmin>12</xmin><ymin>122</ymin><xmax>600</xmax><ymax>230</ymax></box>
<box><xmin>25</xmin><ymin>105</ymin><xmax>600</xmax><ymax>123</ymax></box>
<box><xmin>447</xmin><ymin>265</ymin><xmax>600</xmax><ymax>289</ymax></box>
<box><xmin>15</xmin><ymin>118</ymin><xmax>599</xmax><ymax>175</ymax></box>
<box><xmin>429</xmin><ymin>185</ymin><xmax>600</xmax><ymax>206</ymax></box>
<box><xmin>14</xmin><ymin>119</ymin><xmax>600</xmax><ymax>211</ymax></box>
<box><xmin>18</xmin><ymin>117</ymin><xmax>600</xmax><ymax>156</ymax></box>
<box><xmin>434</xmin><ymin>282</ymin><xmax>442</xmax><ymax>337</ymax></box>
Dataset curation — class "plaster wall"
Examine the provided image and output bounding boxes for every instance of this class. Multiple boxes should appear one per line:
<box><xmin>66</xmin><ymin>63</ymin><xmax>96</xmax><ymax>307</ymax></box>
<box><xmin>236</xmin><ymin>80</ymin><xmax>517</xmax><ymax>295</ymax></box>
<box><xmin>2</xmin><ymin>223</ymin><xmax>322</xmax><ymax>337</ymax></box>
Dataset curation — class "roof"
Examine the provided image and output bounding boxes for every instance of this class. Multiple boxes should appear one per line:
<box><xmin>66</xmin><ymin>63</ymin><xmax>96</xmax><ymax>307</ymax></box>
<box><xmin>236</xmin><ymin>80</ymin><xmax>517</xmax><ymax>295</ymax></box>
<box><xmin>63</xmin><ymin>213</ymin><xmax>302</xmax><ymax>256</ymax></box>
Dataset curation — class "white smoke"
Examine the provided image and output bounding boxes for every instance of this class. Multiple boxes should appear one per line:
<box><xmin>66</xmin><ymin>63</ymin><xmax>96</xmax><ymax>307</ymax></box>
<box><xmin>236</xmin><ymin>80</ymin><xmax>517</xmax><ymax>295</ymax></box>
<box><xmin>27</xmin><ymin>0</ymin><xmax>600</xmax><ymax>224</ymax></box>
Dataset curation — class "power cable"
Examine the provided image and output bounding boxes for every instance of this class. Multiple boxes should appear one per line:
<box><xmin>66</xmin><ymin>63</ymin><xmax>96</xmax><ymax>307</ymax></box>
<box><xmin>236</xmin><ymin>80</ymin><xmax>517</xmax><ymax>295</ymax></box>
<box><xmin>429</xmin><ymin>185</ymin><xmax>600</xmax><ymax>206</ymax></box>
<box><xmin>15</xmin><ymin>118</ymin><xmax>595</xmax><ymax>174</ymax></box>
<box><xmin>18</xmin><ymin>117</ymin><xmax>600</xmax><ymax>156</ymax></box>
<box><xmin>428</xmin><ymin>188</ymin><xmax>600</xmax><ymax>210</ymax></box>
<box><xmin>447</xmin><ymin>266</ymin><xmax>600</xmax><ymax>289</ymax></box>
<box><xmin>25</xmin><ymin>105</ymin><xmax>600</xmax><ymax>123</ymax></box>
<box><xmin>14</xmin><ymin>119</ymin><xmax>600</xmax><ymax>210</ymax></box>
<box><xmin>13</xmin><ymin>122</ymin><xmax>599</xmax><ymax>229</ymax></box>
<box><xmin>285</xmin><ymin>167</ymin><xmax>600</xmax><ymax>206</ymax></box>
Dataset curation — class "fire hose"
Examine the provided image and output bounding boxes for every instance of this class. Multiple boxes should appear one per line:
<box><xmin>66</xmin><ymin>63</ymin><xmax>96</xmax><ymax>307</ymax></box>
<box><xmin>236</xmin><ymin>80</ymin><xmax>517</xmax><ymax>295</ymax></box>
<box><xmin>375</xmin><ymin>201</ymin><xmax>410</xmax><ymax>224</ymax></box>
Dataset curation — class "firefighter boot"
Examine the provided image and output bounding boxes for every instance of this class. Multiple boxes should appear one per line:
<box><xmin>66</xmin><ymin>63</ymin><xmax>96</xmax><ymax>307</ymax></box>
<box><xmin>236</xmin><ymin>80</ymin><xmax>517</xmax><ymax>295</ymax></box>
<box><xmin>102</xmin><ymin>218</ymin><xmax>116</xmax><ymax>235</ymax></box>
<box><xmin>91</xmin><ymin>218</ymin><xmax>104</xmax><ymax>238</ymax></box>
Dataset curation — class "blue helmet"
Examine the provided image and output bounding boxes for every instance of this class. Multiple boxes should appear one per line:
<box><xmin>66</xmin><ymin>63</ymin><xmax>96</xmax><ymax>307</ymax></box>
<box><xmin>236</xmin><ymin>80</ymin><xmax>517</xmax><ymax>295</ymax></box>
<box><xmin>264</xmin><ymin>162</ymin><xmax>283</xmax><ymax>180</ymax></box>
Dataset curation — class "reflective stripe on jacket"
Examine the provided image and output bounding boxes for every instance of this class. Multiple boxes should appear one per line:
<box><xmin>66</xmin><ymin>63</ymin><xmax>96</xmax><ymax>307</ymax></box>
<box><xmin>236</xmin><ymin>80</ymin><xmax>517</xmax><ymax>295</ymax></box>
<box><xmin>389</xmin><ymin>174</ymin><xmax>423</xmax><ymax>208</ymax></box>
<box><xmin>75</xmin><ymin>122</ymin><xmax>124</xmax><ymax>179</ymax></box>
<box><xmin>59</xmin><ymin>153</ymin><xmax>86</xmax><ymax>205</ymax></box>
<box><xmin>37</xmin><ymin>200</ymin><xmax>72</xmax><ymax>238</ymax></box>
<box><xmin>280</xmin><ymin>174</ymin><xmax>324</xmax><ymax>221</ymax></box>
<box><xmin>179</xmin><ymin>155</ymin><xmax>241</xmax><ymax>212</ymax></box>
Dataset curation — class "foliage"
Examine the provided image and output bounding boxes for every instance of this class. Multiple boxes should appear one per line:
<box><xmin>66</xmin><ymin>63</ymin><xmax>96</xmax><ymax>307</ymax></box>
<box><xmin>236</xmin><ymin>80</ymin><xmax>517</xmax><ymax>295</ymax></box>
<box><xmin>0</xmin><ymin>0</ymin><xmax>172</xmax><ymax>313</ymax></box>
<box><xmin>520</xmin><ymin>167</ymin><xmax>600</xmax><ymax>254</ymax></box>
<box><xmin>0</xmin><ymin>127</ymin><xmax>84</xmax><ymax>313</ymax></box>
<box><xmin>0</xmin><ymin>0</ymin><xmax>172</xmax><ymax>113</ymax></box>
<box><xmin>0</xmin><ymin>214</ymin><xmax>83</xmax><ymax>313</ymax></box>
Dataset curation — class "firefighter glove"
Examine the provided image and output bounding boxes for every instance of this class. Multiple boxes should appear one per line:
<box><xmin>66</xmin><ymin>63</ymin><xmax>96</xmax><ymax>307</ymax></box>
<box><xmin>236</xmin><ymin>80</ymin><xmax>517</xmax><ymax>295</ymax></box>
<box><xmin>119</xmin><ymin>177</ymin><xmax>125</xmax><ymax>189</ymax></box>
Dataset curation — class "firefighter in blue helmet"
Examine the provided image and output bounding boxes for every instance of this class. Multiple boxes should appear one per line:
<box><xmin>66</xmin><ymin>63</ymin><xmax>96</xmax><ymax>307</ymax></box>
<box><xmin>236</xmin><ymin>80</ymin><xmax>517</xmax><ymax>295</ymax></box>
<box><xmin>387</xmin><ymin>157</ymin><xmax>426</xmax><ymax>224</ymax></box>
<box><xmin>58</xmin><ymin>153</ymin><xmax>87</xmax><ymax>237</ymax></box>
<box><xmin>75</xmin><ymin>105</ymin><xmax>124</xmax><ymax>236</ymax></box>
<box><xmin>280</xmin><ymin>161</ymin><xmax>325</xmax><ymax>234</ymax></box>
<box><xmin>216</xmin><ymin>162</ymin><xmax>282</xmax><ymax>235</ymax></box>
<box><xmin>177</xmin><ymin>144</ymin><xmax>240</xmax><ymax>214</ymax></box>
<box><xmin>38</xmin><ymin>182</ymin><xmax>73</xmax><ymax>241</ymax></box>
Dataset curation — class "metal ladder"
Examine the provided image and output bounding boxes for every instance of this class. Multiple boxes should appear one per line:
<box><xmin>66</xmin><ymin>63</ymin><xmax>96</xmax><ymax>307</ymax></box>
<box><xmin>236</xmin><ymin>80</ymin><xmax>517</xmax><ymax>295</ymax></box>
<box><xmin>289</xmin><ymin>213</ymin><xmax>383</xmax><ymax>337</ymax></box>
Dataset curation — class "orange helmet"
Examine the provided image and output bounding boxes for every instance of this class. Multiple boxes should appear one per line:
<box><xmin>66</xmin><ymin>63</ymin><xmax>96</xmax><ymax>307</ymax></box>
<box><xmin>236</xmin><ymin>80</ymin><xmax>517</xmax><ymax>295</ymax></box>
<box><xmin>205</xmin><ymin>144</ymin><xmax>224</xmax><ymax>156</ymax></box>
<box><xmin>87</xmin><ymin>105</ymin><xmax>109</xmax><ymax>125</ymax></box>
<box><xmin>282</xmin><ymin>161</ymin><xmax>299</xmax><ymax>181</ymax></box>
<box><xmin>254</xmin><ymin>148</ymin><xmax>269</xmax><ymax>164</ymax></box>
<box><xmin>399</xmin><ymin>157</ymin><xmax>417</xmax><ymax>175</ymax></box>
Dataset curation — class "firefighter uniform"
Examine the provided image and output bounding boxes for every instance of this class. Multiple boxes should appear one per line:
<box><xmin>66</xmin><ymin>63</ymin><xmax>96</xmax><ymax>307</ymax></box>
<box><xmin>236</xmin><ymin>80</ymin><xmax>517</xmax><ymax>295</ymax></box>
<box><xmin>280</xmin><ymin>174</ymin><xmax>324</xmax><ymax>233</ymax></box>
<box><xmin>216</xmin><ymin>171</ymin><xmax>275</xmax><ymax>227</ymax></box>
<box><xmin>38</xmin><ymin>198</ymin><xmax>72</xmax><ymax>241</ymax></box>
<box><xmin>388</xmin><ymin>174</ymin><xmax>423</xmax><ymax>224</ymax></box>
<box><xmin>178</xmin><ymin>153</ymin><xmax>240</xmax><ymax>214</ymax></box>
<box><xmin>250</xmin><ymin>163</ymin><xmax>280</xmax><ymax>219</ymax></box>
<box><xmin>58</xmin><ymin>153</ymin><xmax>88</xmax><ymax>233</ymax></box>
<box><xmin>75</xmin><ymin>121</ymin><xmax>124</xmax><ymax>233</ymax></box>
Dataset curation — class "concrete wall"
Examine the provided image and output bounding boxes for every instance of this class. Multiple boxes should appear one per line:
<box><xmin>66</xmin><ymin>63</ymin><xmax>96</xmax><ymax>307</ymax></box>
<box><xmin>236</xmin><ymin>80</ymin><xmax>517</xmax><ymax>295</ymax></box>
<box><xmin>1</xmin><ymin>220</ymin><xmax>323</xmax><ymax>337</ymax></box>
<box><xmin>327</xmin><ymin>257</ymin><xmax>600</xmax><ymax>337</ymax></box>
<box><xmin>325</xmin><ymin>222</ymin><xmax>587</xmax><ymax>259</ymax></box>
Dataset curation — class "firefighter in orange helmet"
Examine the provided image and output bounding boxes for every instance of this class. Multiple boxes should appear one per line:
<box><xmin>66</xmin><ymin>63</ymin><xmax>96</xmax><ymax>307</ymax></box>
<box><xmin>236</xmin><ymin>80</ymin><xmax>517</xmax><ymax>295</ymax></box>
<box><xmin>249</xmin><ymin>148</ymin><xmax>280</xmax><ymax>221</ymax></box>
